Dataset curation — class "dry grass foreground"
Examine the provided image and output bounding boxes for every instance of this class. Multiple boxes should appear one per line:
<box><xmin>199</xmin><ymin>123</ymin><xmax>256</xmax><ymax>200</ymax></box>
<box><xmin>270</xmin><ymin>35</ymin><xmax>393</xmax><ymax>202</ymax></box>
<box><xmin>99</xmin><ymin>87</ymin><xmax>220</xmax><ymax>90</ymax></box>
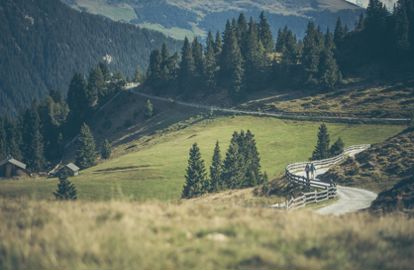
<box><xmin>1</xmin><ymin>199</ymin><xmax>414</xmax><ymax>270</ymax></box>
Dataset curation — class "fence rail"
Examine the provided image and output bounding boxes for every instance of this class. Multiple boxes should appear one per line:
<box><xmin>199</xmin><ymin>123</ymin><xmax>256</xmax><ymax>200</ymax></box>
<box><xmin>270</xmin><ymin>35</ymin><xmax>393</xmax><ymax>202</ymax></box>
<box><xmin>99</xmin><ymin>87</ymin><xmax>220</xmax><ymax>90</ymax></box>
<box><xmin>273</xmin><ymin>144</ymin><xmax>371</xmax><ymax>210</ymax></box>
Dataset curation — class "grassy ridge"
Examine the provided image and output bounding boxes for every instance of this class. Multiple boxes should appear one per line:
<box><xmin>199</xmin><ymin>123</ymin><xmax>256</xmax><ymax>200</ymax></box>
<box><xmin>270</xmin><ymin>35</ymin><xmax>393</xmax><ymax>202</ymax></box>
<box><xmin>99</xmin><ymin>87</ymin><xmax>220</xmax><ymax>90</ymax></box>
<box><xmin>1</xmin><ymin>199</ymin><xmax>413</xmax><ymax>270</ymax></box>
<box><xmin>0</xmin><ymin>116</ymin><xmax>404</xmax><ymax>201</ymax></box>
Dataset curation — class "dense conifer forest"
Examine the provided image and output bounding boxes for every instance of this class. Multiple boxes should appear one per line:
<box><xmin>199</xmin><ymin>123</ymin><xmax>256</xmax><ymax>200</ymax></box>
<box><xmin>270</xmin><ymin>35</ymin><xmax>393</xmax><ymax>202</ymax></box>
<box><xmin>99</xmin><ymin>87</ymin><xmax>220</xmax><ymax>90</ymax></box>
<box><xmin>0</xmin><ymin>0</ymin><xmax>180</xmax><ymax>116</ymax></box>
<box><xmin>145</xmin><ymin>0</ymin><xmax>414</xmax><ymax>102</ymax></box>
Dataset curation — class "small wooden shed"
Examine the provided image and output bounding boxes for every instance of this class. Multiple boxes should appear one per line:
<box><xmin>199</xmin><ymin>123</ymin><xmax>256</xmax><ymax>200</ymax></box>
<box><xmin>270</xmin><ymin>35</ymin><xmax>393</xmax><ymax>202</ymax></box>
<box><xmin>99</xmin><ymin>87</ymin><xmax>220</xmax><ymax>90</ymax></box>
<box><xmin>57</xmin><ymin>163</ymin><xmax>80</xmax><ymax>177</ymax></box>
<box><xmin>0</xmin><ymin>157</ymin><xmax>29</xmax><ymax>178</ymax></box>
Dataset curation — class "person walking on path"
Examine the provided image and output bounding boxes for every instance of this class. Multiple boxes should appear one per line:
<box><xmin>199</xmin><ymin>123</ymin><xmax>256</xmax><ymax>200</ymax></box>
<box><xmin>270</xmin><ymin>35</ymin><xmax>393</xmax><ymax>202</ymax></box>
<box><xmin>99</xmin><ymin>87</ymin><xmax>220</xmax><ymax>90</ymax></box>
<box><xmin>305</xmin><ymin>163</ymin><xmax>310</xmax><ymax>189</ymax></box>
<box><xmin>310</xmin><ymin>163</ymin><xmax>317</xmax><ymax>180</ymax></box>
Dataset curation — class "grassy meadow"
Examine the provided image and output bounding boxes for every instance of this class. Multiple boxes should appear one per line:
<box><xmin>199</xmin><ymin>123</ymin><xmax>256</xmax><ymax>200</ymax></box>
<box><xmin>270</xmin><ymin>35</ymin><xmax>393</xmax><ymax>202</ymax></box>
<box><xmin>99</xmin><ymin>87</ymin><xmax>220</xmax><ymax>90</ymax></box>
<box><xmin>1</xmin><ymin>199</ymin><xmax>413</xmax><ymax>270</ymax></box>
<box><xmin>0</xmin><ymin>116</ymin><xmax>405</xmax><ymax>201</ymax></box>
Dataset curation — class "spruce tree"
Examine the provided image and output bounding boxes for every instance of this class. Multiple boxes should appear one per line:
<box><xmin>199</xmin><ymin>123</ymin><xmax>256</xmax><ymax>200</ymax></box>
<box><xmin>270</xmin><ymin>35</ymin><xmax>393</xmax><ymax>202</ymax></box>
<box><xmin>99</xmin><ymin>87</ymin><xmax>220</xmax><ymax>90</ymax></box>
<box><xmin>214</xmin><ymin>31</ymin><xmax>223</xmax><ymax>59</ymax></box>
<box><xmin>75</xmin><ymin>123</ymin><xmax>97</xmax><ymax>169</ymax></box>
<box><xmin>0</xmin><ymin>118</ymin><xmax>6</xmax><ymax>159</ymax></box>
<box><xmin>87</xmin><ymin>66</ymin><xmax>105</xmax><ymax>104</ymax></box>
<box><xmin>144</xmin><ymin>99</ymin><xmax>154</xmax><ymax>118</ymax></box>
<box><xmin>204</xmin><ymin>32</ymin><xmax>218</xmax><ymax>89</ymax></box>
<box><xmin>258</xmin><ymin>12</ymin><xmax>274</xmax><ymax>52</ymax></box>
<box><xmin>334</xmin><ymin>18</ymin><xmax>346</xmax><ymax>46</ymax></box>
<box><xmin>330</xmin><ymin>137</ymin><xmax>345</xmax><ymax>157</ymax></box>
<box><xmin>244</xmin><ymin>18</ymin><xmax>266</xmax><ymax>89</ymax></box>
<box><xmin>54</xmin><ymin>173</ymin><xmax>77</xmax><ymax>200</ymax></box>
<box><xmin>237</xmin><ymin>13</ymin><xmax>249</xmax><ymax>49</ymax></box>
<box><xmin>192</xmin><ymin>38</ymin><xmax>205</xmax><ymax>84</ymax></box>
<box><xmin>302</xmin><ymin>22</ymin><xmax>324</xmax><ymax>85</ymax></box>
<box><xmin>21</xmin><ymin>105</ymin><xmax>44</xmax><ymax>171</ymax></box>
<box><xmin>178</xmin><ymin>37</ymin><xmax>195</xmax><ymax>97</ymax></box>
<box><xmin>3</xmin><ymin>118</ymin><xmax>22</xmax><ymax>159</ymax></box>
<box><xmin>222</xmin><ymin>132</ymin><xmax>245</xmax><ymax>188</ymax></box>
<box><xmin>281</xmin><ymin>28</ymin><xmax>299</xmax><ymax>66</ymax></box>
<box><xmin>311</xmin><ymin>123</ymin><xmax>331</xmax><ymax>160</ymax></box>
<box><xmin>67</xmin><ymin>73</ymin><xmax>89</xmax><ymax>133</ymax></box>
<box><xmin>242</xmin><ymin>130</ymin><xmax>263</xmax><ymax>187</ymax></box>
<box><xmin>182</xmin><ymin>143</ymin><xmax>209</xmax><ymax>198</ymax></box>
<box><xmin>318</xmin><ymin>31</ymin><xmax>341</xmax><ymax>89</ymax></box>
<box><xmin>209</xmin><ymin>141</ymin><xmax>223</xmax><ymax>192</ymax></box>
<box><xmin>101</xmin><ymin>139</ymin><xmax>112</xmax><ymax>159</ymax></box>
<box><xmin>146</xmin><ymin>49</ymin><xmax>163</xmax><ymax>90</ymax></box>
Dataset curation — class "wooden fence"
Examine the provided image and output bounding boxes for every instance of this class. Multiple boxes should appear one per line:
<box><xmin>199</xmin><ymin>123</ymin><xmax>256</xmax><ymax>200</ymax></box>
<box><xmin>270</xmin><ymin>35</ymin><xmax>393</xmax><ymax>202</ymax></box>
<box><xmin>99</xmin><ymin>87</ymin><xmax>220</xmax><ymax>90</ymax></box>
<box><xmin>273</xmin><ymin>144</ymin><xmax>371</xmax><ymax>210</ymax></box>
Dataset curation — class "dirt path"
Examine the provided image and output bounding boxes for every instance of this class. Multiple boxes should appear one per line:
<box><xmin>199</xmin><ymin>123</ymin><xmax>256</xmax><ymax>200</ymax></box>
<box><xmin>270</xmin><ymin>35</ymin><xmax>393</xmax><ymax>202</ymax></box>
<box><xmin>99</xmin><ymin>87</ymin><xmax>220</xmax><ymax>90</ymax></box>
<box><xmin>316</xmin><ymin>186</ymin><xmax>377</xmax><ymax>215</ymax></box>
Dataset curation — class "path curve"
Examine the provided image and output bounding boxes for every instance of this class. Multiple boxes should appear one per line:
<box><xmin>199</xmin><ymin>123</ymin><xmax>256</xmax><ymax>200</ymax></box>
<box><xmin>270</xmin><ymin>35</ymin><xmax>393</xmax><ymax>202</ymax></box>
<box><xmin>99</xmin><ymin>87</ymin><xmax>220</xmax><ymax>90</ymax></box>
<box><xmin>292</xmin><ymin>147</ymin><xmax>378</xmax><ymax>215</ymax></box>
<box><xmin>316</xmin><ymin>186</ymin><xmax>377</xmax><ymax>215</ymax></box>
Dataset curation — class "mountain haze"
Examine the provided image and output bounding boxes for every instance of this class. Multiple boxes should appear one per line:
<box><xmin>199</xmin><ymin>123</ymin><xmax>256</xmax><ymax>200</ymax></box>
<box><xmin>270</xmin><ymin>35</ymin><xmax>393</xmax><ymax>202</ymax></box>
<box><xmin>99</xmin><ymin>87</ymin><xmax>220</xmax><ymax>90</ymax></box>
<box><xmin>62</xmin><ymin>0</ymin><xmax>364</xmax><ymax>40</ymax></box>
<box><xmin>0</xmin><ymin>0</ymin><xmax>180</xmax><ymax>116</ymax></box>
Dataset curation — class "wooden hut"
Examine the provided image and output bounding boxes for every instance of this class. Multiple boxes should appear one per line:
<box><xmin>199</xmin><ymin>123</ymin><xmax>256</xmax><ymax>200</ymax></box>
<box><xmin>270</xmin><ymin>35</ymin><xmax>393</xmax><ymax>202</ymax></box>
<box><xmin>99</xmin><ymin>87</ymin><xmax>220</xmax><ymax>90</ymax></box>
<box><xmin>0</xmin><ymin>157</ymin><xmax>29</xmax><ymax>178</ymax></box>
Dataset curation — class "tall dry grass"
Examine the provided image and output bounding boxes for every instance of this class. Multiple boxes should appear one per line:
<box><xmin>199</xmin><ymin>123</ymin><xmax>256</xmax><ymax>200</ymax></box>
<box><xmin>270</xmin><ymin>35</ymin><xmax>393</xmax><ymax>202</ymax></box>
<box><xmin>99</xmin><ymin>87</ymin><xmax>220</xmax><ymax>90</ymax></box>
<box><xmin>1</xmin><ymin>198</ymin><xmax>413</xmax><ymax>270</ymax></box>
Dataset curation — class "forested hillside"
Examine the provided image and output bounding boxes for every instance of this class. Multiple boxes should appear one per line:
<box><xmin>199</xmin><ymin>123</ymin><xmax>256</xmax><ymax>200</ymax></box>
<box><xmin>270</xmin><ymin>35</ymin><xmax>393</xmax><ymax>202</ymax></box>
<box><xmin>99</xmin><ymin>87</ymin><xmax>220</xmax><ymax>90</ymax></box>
<box><xmin>0</xmin><ymin>0</ymin><xmax>180</xmax><ymax>116</ymax></box>
<box><xmin>62</xmin><ymin>0</ymin><xmax>363</xmax><ymax>40</ymax></box>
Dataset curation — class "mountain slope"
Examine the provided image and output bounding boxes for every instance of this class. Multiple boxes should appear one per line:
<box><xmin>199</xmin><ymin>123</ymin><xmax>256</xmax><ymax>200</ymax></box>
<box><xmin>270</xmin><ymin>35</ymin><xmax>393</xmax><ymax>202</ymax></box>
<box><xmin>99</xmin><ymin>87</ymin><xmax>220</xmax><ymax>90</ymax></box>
<box><xmin>62</xmin><ymin>0</ymin><xmax>363</xmax><ymax>40</ymax></box>
<box><xmin>0</xmin><ymin>0</ymin><xmax>181</xmax><ymax>116</ymax></box>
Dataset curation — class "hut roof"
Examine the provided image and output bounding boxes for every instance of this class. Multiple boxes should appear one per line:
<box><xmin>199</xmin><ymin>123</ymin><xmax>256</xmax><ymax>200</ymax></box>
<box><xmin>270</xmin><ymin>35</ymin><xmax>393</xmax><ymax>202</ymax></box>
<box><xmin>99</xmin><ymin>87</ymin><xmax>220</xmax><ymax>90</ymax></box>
<box><xmin>0</xmin><ymin>157</ymin><xmax>27</xmax><ymax>170</ymax></box>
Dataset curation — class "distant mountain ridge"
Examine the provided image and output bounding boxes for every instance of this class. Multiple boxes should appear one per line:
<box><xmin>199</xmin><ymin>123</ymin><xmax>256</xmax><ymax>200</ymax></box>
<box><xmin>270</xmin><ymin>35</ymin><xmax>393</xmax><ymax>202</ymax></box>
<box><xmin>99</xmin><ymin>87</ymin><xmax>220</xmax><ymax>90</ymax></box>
<box><xmin>62</xmin><ymin>0</ymin><xmax>364</xmax><ymax>40</ymax></box>
<box><xmin>0</xmin><ymin>0</ymin><xmax>180</xmax><ymax>116</ymax></box>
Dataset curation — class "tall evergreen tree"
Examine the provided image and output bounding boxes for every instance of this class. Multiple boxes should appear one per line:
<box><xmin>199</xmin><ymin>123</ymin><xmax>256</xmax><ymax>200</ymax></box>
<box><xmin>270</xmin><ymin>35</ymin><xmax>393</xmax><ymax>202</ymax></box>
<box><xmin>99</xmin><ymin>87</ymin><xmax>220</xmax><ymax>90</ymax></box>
<box><xmin>192</xmin><ymin>38</ymin><xmax>205</xmax><ymax>83</ymax></box>
<box><xmin>75</xmin><ymin>123</ymin><xmax>97</xmax><ymax>169</ymax></box>
<box><xmin>178</xmin><ymin>37</ymin><xmax>195</xmax><ymax>97</ymax></box>
<box><xmin>182</xmin><ymin>143</ymin><xmax>209</xmax><ymax>198</ymax></box>
<box><xmin>258</xmin><ymin>12</ymin><xmax>274</xmax><ymax>52</ymax></box>
<box><xmin>214</xmin><ymin>31</ymin><xmax>223</xmax><ymax>59</ymax></box>
<box><xmin>204</xmin><ymin>32</ymin><xmax>218</xmax><ymax>89</ymax></box>
<box><xmin>146</xmin><ymin>49</ymin><xmax>163</xmax><ymax>90</ymax></box>
<box><xmin>21</xmin><ymin>105</ymin><xmax>44</xmax><ymax>171</ymax></box>
<box><xmin>67</xmin><ymin>73</ymin><xmax>89</xmax><ymax>133</ymax></box>
<box><xmin>3</xmin><ymin>118</ymin><xmax>22</xmax><ymax>159</ymax></box>
<box><xmin>281</xmin><ymin>28</ymin><xmax>299</xmax><ymax>66</ymax></box>
<box><xmin>311</xmin><ymin>123</ymin><xmax>331</xmax><ymax>160</ymax></box>
<box><xmin>334</xmin><ymin>17</ymin><xmax>347</xmax><ymax>46</ymax></box>
<box><xmin>302</xmin><ymin>22</ymin><xmax>324</xmax><ymax>85</ymax></box>
<box><xmin>209</xmin><ymin>141</ymin><xmax>223</xmax><ymax>192</ymax></box>
<box><xmin>0</xmin><ymin>118</ymin><xmax>6</xmax><ymax>159</ymax></box>
<box><xmin>318</xmin><ymin>30</ymin><xmax>341</xmax><ymax>89</ymax></box>
<box><xmin>87</xmin><ymin>66</ymin><xmax>105</xmax><ymax>104</ymax></box>
<box><xmin>394</xmin><ymin>0</ymin><xmax>411</xmax><ymax>52</ymax></box>
<box><xmin>101</xmin><ymin>139</ymin><xmax>112</xmax><ymax>159</ymax></box>
<box><xmin>222</xmin><ymin>132</ymin><xmax>245</xmax><ymax>188</ymax></box>
<box><xmin>242</xmin><ymin>130</ymin><xmax>263</xmax><ymax>187</ymax></box>
<box><xmin>244</xmin><ymin>18</ymin><xmax>266</xmax><ymax>89</ymax></box>
<box><xmin>237</xmin><ymin>13</ymin><xmax>249</xmax><ymax>52</ymax></box>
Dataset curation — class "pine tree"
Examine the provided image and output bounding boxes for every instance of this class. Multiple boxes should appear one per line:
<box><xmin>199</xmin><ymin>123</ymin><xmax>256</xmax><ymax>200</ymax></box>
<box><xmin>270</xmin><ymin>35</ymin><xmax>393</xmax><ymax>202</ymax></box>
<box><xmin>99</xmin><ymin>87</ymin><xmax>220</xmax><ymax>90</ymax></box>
<box><xmin>192</xmin><ymin>38</ymin><xmax>205</xmax><ymax>83</ymax></box>
<box><xmin>258</xmin><ymin>12</ymin><xmax>274</xmax><ymax>52</ymax></box>
<box><xmin>214</xmin><ymin>31</ymin><xmax>223</xmax><ymax>58</ymax></box>
<box><xmin>144</xmin><ymin>99</ymin><xmax>154</xmax><ymax>118</ymax></box>
<box><xmin>311</xmin><ymin>123</ymin><xmax>331</xmax><ymax>160</ymax></box>
<box><xmin>204</xmin><ymin>32</ymin><xmax>218</xmax><ymax>89</ymax></box>
<box><xmin>87</xmin><ymin>66</ymin><xmax>105</xmax><ymax>104</ymax></box>
<box><xmin>244</xmin><ymin>18</ymin><xmax>266</xmax><ymax>89</ymax></box>
<box><xmin>334</xmin><ymin>18</ymin><xmax>346</xmax><ymax>46</ymax></box>
<box><xmin>21</xmin><ymin>105</ymin><xmax>44</xmax><ymax>171</ymax></box>
<box><xmin>222</xmin><ymin>132</ymin><xmax>245</xmax><ymax>188</ymax></box>
<box><xmin>394</xmin><ymin>0</ymin><xmax>411</xmax><ymax>52</ymax></box>
<box><xmin>209</xmin><ymin>141</ymin><xmax>223</xmax><ymax>192</ymax></box>
<box><xmin>330</xmin><ymin>137</ymin><xmax>345</xmax><ymax>157</ymax></box>
<box><xmin>146</xmin><ymin>49</ymin><xmax>163</xmax><ymax>89</ymax></box>
<box><xmin>178</xmin><ymin>37</ymin><xmax>195</xmax><ymax>97</ymax></box>
<box><xmin>0</xmin><ymin>118</ymin><xmax>6</xmax><ymax>159</ymax></box>
<box><xmin>67</xmin><ymin>73</ymin><xmax>89</xmax><ymax>132</ymax></box>
<box><xmin>3</xmin><ymin>118</ymin><xmax>22</xmax><ymax>159</ymax></box>
<box><xmin>318</xmin><ymin>30</ymin><xmax>341</xmax><ymax>89</ymax></box>
<box><xmin>101</xmin><ymin>139</ymin><xmax>112</xmax><ymax>159</ymax></box>
<box><xmin>182</xmin><ymin>143</ymin><xmax>209</xmax><ymax>198</ymax></box>
<box><xmin>302</xmin><ymin>22</ymin><xmax>324</xmax><ymax>85</ymax></box>
<box><xmin>54</xmin><ymin>173</ymin><xmax>77</xmax><ymax>200</ymax></box>
<box><xmin>75</xmin><ymin>123</ymin><xmax>97</xmax><ymax>169</ymax></box>
<box><xmin>281</xmin><ymin>28</ymin><xmax>299</xmax><ymax>66</ymax></box>
<box><xmin>243</xmin><ymin>130</ymin><xmax>264</xmax><ymax>186</ymax></box>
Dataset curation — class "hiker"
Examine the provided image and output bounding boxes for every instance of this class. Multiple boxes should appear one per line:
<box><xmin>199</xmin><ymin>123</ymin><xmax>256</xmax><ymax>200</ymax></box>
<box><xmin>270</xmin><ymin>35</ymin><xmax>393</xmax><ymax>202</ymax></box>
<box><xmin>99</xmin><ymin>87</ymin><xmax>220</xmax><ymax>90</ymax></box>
<box><xmin>305</xmin><ymin>163</ymin><xmax>310</xmax><ymax>182</ymax></box>
<box><xmin>310</xmin><ymin>163</ymin><xmax>317</xmax><ymax>180</ymax></box>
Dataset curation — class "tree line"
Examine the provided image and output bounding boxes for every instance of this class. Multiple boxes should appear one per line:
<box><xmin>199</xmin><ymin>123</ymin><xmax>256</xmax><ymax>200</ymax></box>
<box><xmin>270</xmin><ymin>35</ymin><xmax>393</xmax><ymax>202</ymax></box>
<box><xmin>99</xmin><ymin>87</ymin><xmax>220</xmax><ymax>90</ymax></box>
<box><xmin>182</xmin><ymin>130</ymin><xmax>268</xmax><ymax>199</ymax></box>
<box><xmin>0</xmin><ymin>62</ymin><xmax>124</xmax><ymax>171</ymax></box>
<box><xmin>146</xmin><ymin>0</ymin><xmax>414</xmax><ymax>102</ymax></box>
